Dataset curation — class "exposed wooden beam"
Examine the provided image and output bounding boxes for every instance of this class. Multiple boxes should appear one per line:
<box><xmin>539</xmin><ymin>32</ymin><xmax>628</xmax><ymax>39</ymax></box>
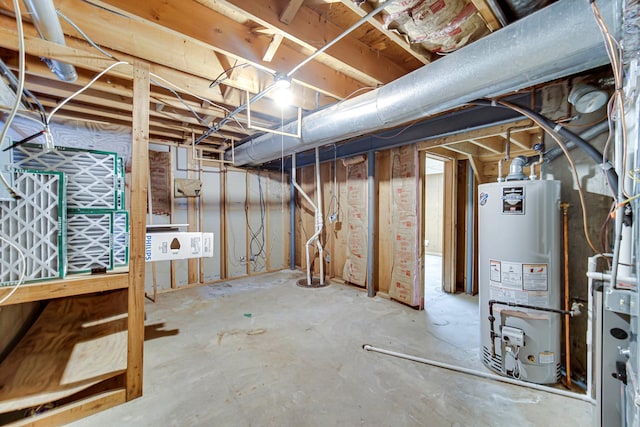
<box><xmin>444</xmin><ymin>142</ymin><xmax>481</xmax><ymax>157</ymax></box>
<box><xmin>262</xmin><ymin>34</ymin><xmax>284</xmax><ymax>63</ymax></box>
<box><xmin>338</xmin><ymin>0</ymin><xmax>430</xmax><ymax>65</ymax></box>
<box><xmin>212</xmin><ymin>0</ymin><xmax>412</xmax><ymax>85</ymax></box>
<box><xmin>128</xmin><ymin>59</ymin><xmax>149</xmax><ymax>400</ymax></box>
<box><xmin>280</xmin><ymin>0</ymin><xmax>305</xmax><ymax>24</ymax></box>
<box><xmin>470</xmin><ymin>0</ymin><xmax>502</xmax><ymax>31</ymax></box>
<box><xmin>505</xmin><ymin>132</ymin><xmax>532</xmax><ymax>150</ymax></box>
<box><xmin>91</xmin><ymin>0</ymin><xmax>366</xmax><ymax>100</ymax></box>
<box><xmin>417</xmin><ymin>120</ymin><xmax>536</xmax><ymax>150</ymax></box>
<box><xmin>468</xmin><ymin>136</ymin><xmax>504</xmax><ymax>154</ymax></box>
<box><xmin>467</xmin><ymin>155</ymin><xmax>484</xmax><ymax>184</ymax></box>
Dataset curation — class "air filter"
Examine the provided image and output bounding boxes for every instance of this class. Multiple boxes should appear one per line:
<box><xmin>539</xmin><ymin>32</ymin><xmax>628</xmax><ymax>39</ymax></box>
<box><xmin>113</xmin><ymin>210</ymin><xmax>129</xmax><ymax>267</ymax></box>
<box><xmin>0</xmin><ymin>169</ymin><xmax>65</xmax><ymax>285</ymax></box>
<box><xmin>67</xmin><ymin>211</ymin><xmax>113</xmax><ymax>273</ymax></box>
<box><xmin>13</xmin><ymin>144</ymin><xmax>121</xmax><ymax>210</ymax></box>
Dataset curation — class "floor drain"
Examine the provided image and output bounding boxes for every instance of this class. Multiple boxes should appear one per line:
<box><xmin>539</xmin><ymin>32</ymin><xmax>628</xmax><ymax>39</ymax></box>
<box><xmin>296</xmin><ymin>277</ymin><xmax>330</xmax><ymax>288</ymax></box>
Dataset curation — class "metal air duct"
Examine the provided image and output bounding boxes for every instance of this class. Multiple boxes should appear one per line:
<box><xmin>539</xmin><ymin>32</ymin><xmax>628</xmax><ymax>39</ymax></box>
<box><xmin>228</xmin><ymin>0</ymin><xmax>621</xmax><ymax>166</ymax></box>
<box><xmin>23</xmin><ymin>0</ymin><xmax>78</xmax><ymax>82</ymax></box>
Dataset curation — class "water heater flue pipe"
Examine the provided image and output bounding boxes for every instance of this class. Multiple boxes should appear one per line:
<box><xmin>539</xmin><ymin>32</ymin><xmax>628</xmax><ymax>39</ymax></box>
<box><xmin>22</xmin><ymin>0</ymin><xmax>78</xmax><ymax>82</ymax></box>
<box><xmin>362</xmin><ymin>344</ymin><xmax>594</xmax><ymax>403</ymax></box>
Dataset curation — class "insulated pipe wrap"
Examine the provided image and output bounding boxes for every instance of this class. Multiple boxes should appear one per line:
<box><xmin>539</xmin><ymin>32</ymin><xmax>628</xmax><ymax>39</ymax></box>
<box><xmin>229</xmin><ymin>0</ymin><xmax>622</xmax><ymax>166</ymax></box>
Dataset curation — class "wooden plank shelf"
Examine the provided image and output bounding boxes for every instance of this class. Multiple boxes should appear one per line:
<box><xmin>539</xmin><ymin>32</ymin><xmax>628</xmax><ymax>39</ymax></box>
<box><xmin>0</xmin><ymin>274</ymin><xmax>129</xmax><ymax>307</ymax></box>
<box><xmin>0</xmin><ymin>291</ymin><xmax>128</xmax><ymax>414</ymax></box>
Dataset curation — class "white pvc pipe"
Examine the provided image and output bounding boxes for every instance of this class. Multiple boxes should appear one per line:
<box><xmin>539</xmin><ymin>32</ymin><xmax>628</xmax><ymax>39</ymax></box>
<box><xmin>291</xmin><ymin>151</ymin><xmax>325</xmax><ymax>286</ymax></box>
<box><xmin>363</xmin><ymin>344</ymin><xmax>595</xmax><ymax>404</ymax></box>
<box><xmin>23</xmin><ymin>0</ymin><xmax>77</xmax><ymax>82</ymax></box>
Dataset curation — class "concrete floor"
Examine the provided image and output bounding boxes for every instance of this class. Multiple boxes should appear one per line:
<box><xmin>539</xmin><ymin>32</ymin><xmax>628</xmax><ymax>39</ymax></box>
<box><xmin>70</xmin><ymin>269</ymin><xmax>593</xmax><ymax>427</ymax></box>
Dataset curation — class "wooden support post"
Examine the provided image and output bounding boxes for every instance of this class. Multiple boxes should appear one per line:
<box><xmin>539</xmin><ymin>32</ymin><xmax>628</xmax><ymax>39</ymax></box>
<box><xmin>127</xmin><ymin>59</ymin><xmax>150</xmax><ymax>400</ymax></box>
<box><xmin>442</xmin><ymin>159</ymin><xmax>457</xmax><ymax>294</ymax></box>
<box><xmin>170</xmin><ymin>145</ymin><xmax>177</xmax><ymax>289</ymax></box>
<box><xmin>187</xmin><ymin>147</ymin><xmax>198</xmax><ymax>285</ymax></box>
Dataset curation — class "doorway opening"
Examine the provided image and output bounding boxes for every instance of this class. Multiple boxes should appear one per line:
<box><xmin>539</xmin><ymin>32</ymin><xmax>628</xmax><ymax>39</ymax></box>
<box><xmin>423</xmin><ymin>156</ymin><xmax>444</xmax><ymax>298</ymax></box>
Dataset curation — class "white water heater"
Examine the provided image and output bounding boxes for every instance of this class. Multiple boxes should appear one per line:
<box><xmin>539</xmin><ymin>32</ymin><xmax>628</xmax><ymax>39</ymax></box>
<box><xmin>478</xmin><ymin>179</ymin><xmax>562</xmax><ymax>384</ymax></box>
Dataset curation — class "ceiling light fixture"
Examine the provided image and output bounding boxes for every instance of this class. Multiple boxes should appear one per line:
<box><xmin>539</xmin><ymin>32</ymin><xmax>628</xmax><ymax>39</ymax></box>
<box><xmin>273</xmin><ymin>73</ymin><xmax>292</xmax><ymax>107</ymax></box>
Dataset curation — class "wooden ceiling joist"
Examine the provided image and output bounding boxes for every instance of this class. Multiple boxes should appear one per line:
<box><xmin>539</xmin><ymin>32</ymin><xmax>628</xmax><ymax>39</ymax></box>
<box><xmin>212</xmin><ymin>0</ymin><xmax>413</xmax><ymax>86</ymax></box>
<box><xmin>280</xmin><ymin>0</ymin><xmax>305</xmax><ymax>24</ymax></box>
<box><xmin>91</xmin><ymin>0</ymin><xmax>368</xmax><ymax>100</ymax></box>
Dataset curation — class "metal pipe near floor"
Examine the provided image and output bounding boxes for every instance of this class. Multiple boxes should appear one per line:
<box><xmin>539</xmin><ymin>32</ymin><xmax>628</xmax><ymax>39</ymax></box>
<box><xmin>561</xmin><ymin>202</ymin><xmax>572</xmax><ymax>388</ymax></box>
<box><xmin>367</xmin><ymin>151</ymin><xmax>376</xmax><ymax>297</ymax></box>
<box><xmin>363</xmin><ymin>344</ymin><xmax>595</xmax><ymax>403</ymax></box>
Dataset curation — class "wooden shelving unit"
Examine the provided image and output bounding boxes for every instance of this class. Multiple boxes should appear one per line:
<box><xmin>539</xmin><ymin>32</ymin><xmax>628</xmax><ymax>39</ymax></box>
<box><xmin>0</xmin><ymin>61</ymin><xmax>149</xmax><ymax>426</ymax></box>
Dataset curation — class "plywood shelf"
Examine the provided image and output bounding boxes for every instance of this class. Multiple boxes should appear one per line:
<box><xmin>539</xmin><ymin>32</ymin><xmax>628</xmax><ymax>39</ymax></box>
<box><xmin>0</xmin><ymin>274</ymin><xmax>129</xmax><ymax>307</ymax></box>
<box><xmin>0</xmin><ymin>291</ymin><xmax>128</xmax><ymax>414</ymax></box>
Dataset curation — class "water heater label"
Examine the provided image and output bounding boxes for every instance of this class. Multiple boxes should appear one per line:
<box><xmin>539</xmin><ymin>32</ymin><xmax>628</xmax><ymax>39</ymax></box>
<box><xmin>502</xmin><ymin>186</ymin><xmax>524</xmax><ymax>214</ymax></box>
<box><xmin>501</xmin><ymin>261</ymin><xmax>523</xmax><ymax>289</ymax></box>
<box><xmin>539</xmin><ymin>351</ymin><xmax>555</xmax><ymax>365</ymax></box>
<box><xmin>523</xmin><ymin>264</ymin><xmax>548</xmax><ymax>291</ymax></box>
<box><xmin>490</xmin><ymin>260</ymin><xmax>501</xmax><ymax>282</ymax></box>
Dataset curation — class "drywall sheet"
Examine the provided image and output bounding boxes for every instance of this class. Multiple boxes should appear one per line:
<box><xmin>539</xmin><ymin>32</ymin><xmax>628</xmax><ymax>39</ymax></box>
<box><xmin>267</xmin><ymin>172</ymin><xmax>288</xmax><ymax>270</ymax></box>
<box><xmin>389</xmin><ymin>145</ymin><xmax>420</xmax><ymax>306</ymax></box>
<box><xmin>201</xmin><ymin>165</ymin><xmax>222</xmax><ymax>282</ymax></box>
<box><xmin>342</xmin><ymin>159</ymin><xmax>368</xmax><ymax>286</ymax></box>
<box><xmin>226</xmin><ymin>169</ymin><xmax>248</xmax><ymax>278</ymax></box>
<box><xmin>247</xmin><ymin>172</ymin><xmax>267</xmax><ymax>274</ymax></box>
<box><xmin>149</xmin><ymin>149</ymin><xmax>171</xmax><ymax>216</ymax></box>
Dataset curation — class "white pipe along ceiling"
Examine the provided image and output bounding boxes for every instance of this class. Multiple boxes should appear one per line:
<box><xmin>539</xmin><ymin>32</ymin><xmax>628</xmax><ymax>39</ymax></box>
<box><xmin>227</xmin><ymin>0</ymin><xmax>621</xmax><ymax>166</ymax></box>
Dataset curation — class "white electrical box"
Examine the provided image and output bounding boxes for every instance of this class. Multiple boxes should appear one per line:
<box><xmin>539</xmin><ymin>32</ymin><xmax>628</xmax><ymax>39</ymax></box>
<box><xmin>145</xmin><ymin>231</ymin><xmax>214</xmax><ymax>262</ymax></box>
<box><xmin>501</xmin><ymin>325</ymin><xmax>525</xmax><ymax>347</ymax></box>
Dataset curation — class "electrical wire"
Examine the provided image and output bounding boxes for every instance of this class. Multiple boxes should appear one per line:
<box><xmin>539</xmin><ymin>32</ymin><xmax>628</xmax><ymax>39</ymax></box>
<box><xmin>0</xmin><ymin>60</ymin><xmax>47</xmax><ymax>126</ymax></box>
<box><xmin>592</xmin><ymin>0</ymin><xmax>631</xmax><ymax>199</ymax></box>
<box><xmin>54</xmin><ymin>9</ymin><xmax>243</xmax><ymax>141</ymax></box>
<box><xmin>0</xmin><ymin>0</ymin><xmax>25</xmax><ymax>199</ymax></box>
<box><xmin>47</xmin><ymin>61</ymin><xmax>129</xmax><ymax>124</ymax></box>
<box><xmin>209</xmin><ymin>61</ymin><xmax>249</xmax><ymax>89</ymax></box>
<box><xmin>0</xmin><ymin>233</ymin><xmax>27</xmax><ymax>305</ymax></box>
<box><xmin>56</xmin><ymin>9</ymin><xmax>116</xmax><ymax>60</ymax></box>
<box><xmin>245</xmin><ymin>171</ymin><xmax>267</xmax><ymax>272</ymax></box>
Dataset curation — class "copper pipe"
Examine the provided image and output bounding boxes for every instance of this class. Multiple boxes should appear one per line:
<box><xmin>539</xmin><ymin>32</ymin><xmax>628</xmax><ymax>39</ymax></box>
<box><xmin>561</xmin><ymin>202</ymin><xmax>572</xmax><ymax>388</ymax></box>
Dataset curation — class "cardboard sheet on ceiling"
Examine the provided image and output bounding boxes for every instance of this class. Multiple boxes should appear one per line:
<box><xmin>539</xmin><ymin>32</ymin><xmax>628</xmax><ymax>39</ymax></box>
<box><xmin>381</xmin><ymin>0</ymin><xmax>490</xmax><ymax>53</ymax></box>
<box><xmin>389</xmin><ymin>145</ymin><xmax>420</xmax><ymax>307</ymax></box>
<box><xmin>342</xmin><ymin>159</ymin><xmax>368</xmax><ymax>286</ymax></box>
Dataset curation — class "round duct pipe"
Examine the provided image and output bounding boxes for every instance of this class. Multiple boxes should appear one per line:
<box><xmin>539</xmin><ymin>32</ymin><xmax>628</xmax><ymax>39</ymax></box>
<box><xmin>22</xmin><ymin>0</ymin><xmax>78</xmax><ymax>82</ymax></box>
